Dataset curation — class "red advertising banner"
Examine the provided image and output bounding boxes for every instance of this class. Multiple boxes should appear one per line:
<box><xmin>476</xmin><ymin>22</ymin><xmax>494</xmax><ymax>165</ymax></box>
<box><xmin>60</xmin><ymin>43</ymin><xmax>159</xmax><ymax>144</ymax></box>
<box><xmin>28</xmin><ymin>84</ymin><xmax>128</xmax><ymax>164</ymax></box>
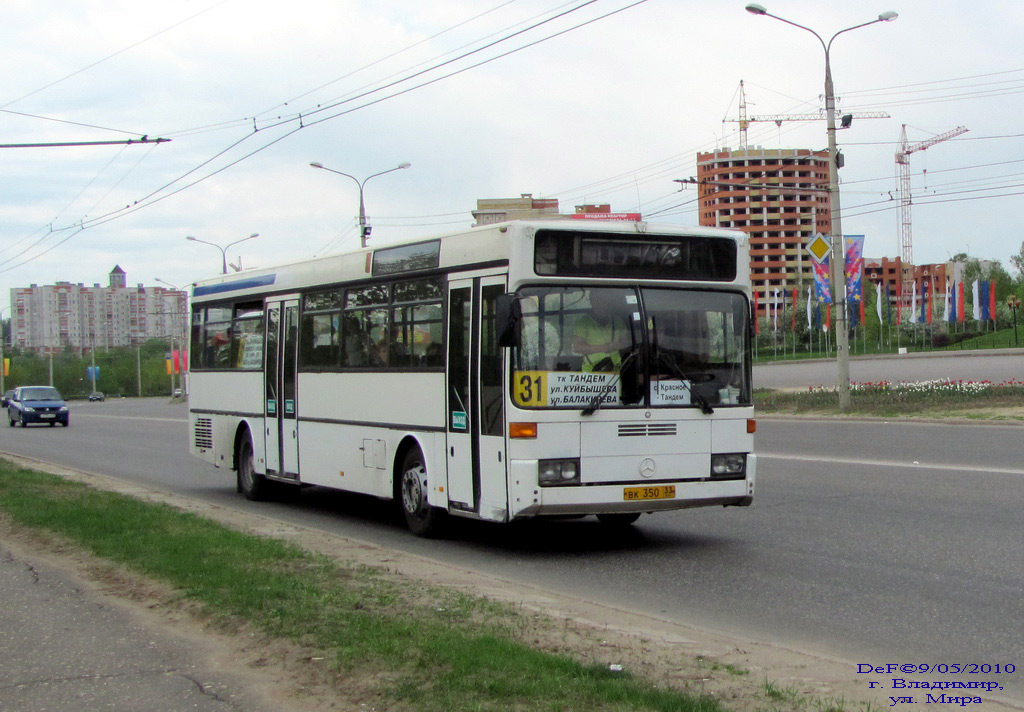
<box><xmin>569</xmin><ymin>213</ymin><xmax>642</xmax><ymax>221</ymax></box>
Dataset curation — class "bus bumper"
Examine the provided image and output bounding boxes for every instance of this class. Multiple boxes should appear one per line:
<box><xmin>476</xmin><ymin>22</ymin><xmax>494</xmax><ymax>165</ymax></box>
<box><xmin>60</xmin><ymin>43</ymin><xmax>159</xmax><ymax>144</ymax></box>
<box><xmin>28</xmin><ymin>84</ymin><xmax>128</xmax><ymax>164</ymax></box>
<box><xmin>508</xmin><ymin>454</ymin><xmax>756</xmax><ymax>519</ymax></box>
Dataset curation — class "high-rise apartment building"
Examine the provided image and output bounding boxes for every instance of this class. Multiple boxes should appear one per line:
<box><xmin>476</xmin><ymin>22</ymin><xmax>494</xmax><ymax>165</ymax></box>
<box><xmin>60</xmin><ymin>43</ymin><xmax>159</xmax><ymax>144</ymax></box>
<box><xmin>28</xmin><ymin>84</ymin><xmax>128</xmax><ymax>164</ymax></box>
<box><xmin>696</xmin><ymin>147</ymin><xmax>832</xmax><ymax>309</ymax></box>
<box><xmin>10</xmin><ymin>266</ymin><xmax>187</xmax><ymax>353</ymax></box>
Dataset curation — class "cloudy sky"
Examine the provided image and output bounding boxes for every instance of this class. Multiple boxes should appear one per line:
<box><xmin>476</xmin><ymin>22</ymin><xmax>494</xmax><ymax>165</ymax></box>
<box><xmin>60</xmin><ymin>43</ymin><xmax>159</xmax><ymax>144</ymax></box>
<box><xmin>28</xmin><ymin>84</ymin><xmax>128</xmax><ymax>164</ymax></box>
<box><xmin>2</xmin><ymin>0</ymin><xmax>1022</xmax><ymax>305</ymax></box>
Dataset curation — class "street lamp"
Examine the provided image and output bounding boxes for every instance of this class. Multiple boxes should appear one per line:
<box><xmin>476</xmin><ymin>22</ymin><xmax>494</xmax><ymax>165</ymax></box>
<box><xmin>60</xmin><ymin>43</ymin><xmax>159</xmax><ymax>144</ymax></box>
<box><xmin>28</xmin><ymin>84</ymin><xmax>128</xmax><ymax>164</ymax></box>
<box><xmin>310</xmin><ymin>161</ymin><xmax>411</xmax><ymax>248</ymax></box>
<box><xmin>186</xmin><ymin>233</ymin><xmax>260</xmax><ymax>274</ymax></box>
<box><xmin>745</xmin><ymin>4</ymin><xmax>897</xmax><ymax>411</ymax></box>
<box><xmin>1007</xmin><ymin>295</ymin><xmax>1021</xmax><ymax>347</ymax></box>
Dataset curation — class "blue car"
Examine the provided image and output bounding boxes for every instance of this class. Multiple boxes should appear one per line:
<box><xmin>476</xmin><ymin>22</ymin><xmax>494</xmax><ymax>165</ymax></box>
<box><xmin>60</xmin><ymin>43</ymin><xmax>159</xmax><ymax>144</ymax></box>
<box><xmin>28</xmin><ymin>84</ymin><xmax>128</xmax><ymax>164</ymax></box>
<box><xmin>8</xmin><ymin>386</ymin><xmax>70</xmax><ymax>427</ymax></box>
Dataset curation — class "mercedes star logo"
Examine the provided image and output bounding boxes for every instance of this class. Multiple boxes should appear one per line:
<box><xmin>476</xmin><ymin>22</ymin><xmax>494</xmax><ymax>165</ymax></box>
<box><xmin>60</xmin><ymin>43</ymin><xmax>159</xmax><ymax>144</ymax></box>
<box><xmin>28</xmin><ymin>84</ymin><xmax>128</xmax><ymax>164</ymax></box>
<box><xmin>639</xmin><ymin>457</ymin><xmax>656</xmax><ymax>478</ymax></box>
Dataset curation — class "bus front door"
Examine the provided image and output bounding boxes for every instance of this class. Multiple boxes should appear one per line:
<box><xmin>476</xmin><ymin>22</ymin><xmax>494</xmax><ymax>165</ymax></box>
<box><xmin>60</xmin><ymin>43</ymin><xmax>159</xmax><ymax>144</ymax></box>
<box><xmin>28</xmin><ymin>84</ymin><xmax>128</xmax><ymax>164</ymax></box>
<box><xmin>264</xmin><ymin>298</ymin><xmax>300</xmax><ymax>479</ymax></box>
<box><xmin>446</xmin><ymin>276</ymin><xmax>508</xmax><ymax>522</ymax></box>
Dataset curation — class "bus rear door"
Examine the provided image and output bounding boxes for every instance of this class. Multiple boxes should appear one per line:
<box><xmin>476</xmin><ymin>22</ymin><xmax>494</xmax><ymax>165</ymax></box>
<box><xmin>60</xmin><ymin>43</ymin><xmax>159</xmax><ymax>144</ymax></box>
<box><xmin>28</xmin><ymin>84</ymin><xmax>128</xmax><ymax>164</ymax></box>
<box><xmin>264</xmin><ymin>297</ymin><xmax>300</xmax><ymax>479</ymax></box>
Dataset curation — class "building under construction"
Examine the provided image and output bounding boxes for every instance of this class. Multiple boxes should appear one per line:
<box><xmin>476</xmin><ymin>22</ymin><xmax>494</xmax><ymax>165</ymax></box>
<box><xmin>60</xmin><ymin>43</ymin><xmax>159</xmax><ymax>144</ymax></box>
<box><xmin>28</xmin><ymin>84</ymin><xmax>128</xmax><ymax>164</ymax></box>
<box><xmin>696</xmin><ymin>147</ymin><xmax>832</xmax><ymax>310</ymax></box>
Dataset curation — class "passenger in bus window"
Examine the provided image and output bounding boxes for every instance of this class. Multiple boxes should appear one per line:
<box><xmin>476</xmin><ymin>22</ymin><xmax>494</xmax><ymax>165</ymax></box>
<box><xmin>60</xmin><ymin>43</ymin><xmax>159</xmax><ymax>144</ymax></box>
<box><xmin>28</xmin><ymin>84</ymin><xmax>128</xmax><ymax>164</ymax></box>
<box><xmin>572</xmin><ymin>289</ymin><xmax>631</xmax><ymax>372</ymax></box>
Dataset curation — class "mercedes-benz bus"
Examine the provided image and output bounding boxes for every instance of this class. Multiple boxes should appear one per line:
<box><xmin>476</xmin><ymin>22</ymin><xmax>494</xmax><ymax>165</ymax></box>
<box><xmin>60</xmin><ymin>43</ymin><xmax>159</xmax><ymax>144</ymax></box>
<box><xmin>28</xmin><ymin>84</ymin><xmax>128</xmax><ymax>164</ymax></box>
<box><xmin>188</xmin><ymin>219</ymin><xmax>756</xmax><ymax>536</ymax></box>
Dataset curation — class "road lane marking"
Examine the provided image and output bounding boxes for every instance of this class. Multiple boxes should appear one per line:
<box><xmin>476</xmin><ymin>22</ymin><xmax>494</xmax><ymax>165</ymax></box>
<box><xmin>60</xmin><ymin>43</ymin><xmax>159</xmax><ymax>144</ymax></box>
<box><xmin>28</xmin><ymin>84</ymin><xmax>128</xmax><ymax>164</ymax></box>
<box><xmin>758</xmin><ymin>452</ymin><xmax>1024</xmax><ymax>476</ymax></box>
<box><xmin>69</xmin><ymin>413</ymin><xmax>186</xmax><ymax>423</ymax></box>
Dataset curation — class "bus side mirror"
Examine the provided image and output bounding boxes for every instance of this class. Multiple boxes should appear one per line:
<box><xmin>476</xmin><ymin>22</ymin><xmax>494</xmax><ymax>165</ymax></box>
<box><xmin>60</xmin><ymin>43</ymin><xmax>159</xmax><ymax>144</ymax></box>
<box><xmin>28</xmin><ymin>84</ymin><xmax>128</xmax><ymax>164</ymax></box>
<box><xmin>495</xmin><ymin>293</ymin><xmax>521</xmax><ymax>348</ymax></box>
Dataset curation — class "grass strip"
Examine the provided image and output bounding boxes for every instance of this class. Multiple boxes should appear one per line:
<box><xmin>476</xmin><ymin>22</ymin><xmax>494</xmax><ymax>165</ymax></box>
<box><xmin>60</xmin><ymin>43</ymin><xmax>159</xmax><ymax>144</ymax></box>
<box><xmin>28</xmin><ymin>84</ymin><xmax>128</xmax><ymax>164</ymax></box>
<box><xmin>0</xmin><ymin>462</ymin><xmax>724</xmax><ymax>712</ymax></box>
<box><xmin>755</xmin><ymin>380</ymin><xmax>1024</xmax><ymax>418</ymax></box>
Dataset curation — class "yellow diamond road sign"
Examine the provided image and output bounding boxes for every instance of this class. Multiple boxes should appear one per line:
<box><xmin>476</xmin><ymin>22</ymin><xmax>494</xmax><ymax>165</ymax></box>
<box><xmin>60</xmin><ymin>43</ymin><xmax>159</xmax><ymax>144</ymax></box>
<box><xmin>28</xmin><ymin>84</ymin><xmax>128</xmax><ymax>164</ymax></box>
<box><xmin>806</xmin><ymin>234</ymin><xmax>831</xmax><ymax>263</ymax></box>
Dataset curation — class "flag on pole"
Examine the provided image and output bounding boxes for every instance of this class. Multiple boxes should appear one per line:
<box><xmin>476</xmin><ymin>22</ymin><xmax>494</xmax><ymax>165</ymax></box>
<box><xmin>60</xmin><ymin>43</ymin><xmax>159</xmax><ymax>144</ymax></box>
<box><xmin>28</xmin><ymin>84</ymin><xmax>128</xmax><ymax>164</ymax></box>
<box><xmin>813</xmin><ymin>256</ymin><xmax>832</xmax><ymax>303</ymax></box>
<box><xmin>911</xmin><ymin>282</ymin><xmax>918</xmax><ymax>323</ymax></box>
<box><xmin>845</xmin><ymin>236</ymin><xmax>865</xmax><ymax>330</ymax></box>
<box><xmin>972</xmin><ymin>280</ymin><xmax>981</xmax><ymax>321</ymax></box>
<box><xmin>876</xmin><ymin>282</ymin><xmax>883</xmax><ymax>323</ymax></box>
<box><xmin>947</xmin><ymin>281</ymin><xmax>957</xmax><ymax>323</ymax></box>
<box><xmin>753</xmin><ymin>288</ymin><xmax>760</xmax><ymax>334</ymax></box>
<box><xmin>806</xmin><ymin>286</ymin><xmax>813</xmax><ymax>329</ymax></box>
<box><xmin>896</xmin><ymin>281</ymin><xmax>902</xmax><ymax>325</ymax></box>
<box><xmin>989</xmin><ymin>280</ymin><xmax>997</xmax><ymax>323</ymax></box>
<box><xmin>886</xmin><ymin>284</ymin><xmax>892</xmax><ymax>325</ymax></box>
<box><xmin>926</xmin><ymin>279</ymin><xmax>933</xmax><ymax>324</ymax></box>
<box><xmin>980</xmin><ymin>281</ymin><xmax>991</xmax><ymax>321</ymax></box>
<box><xmin>957</xmin><ymin>281</ymin><xmax>965</xmax><ymax>323</ymax></box>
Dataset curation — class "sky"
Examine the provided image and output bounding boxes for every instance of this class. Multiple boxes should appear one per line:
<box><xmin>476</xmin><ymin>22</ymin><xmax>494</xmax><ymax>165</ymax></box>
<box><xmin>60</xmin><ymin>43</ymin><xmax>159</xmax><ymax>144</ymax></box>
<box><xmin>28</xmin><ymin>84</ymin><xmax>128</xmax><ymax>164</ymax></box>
<box><xmin>3</xmin><ymin>0</ymin><xmax>1023</xmax><ymax>308</ymax></box>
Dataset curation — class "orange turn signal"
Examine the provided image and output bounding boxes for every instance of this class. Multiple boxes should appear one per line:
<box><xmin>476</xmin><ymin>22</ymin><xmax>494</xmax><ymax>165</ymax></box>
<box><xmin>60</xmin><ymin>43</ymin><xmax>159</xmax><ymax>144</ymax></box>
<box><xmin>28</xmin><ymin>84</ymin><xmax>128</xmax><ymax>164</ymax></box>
<box><xmin>509</xmin><ymin>422</ymin><xmax>538</xmax><ymax>439</ymax></box>
<box><xmin>746</xmin><ymin>418</ymin><xmax>757</xmax><ymax>434</ymax></box>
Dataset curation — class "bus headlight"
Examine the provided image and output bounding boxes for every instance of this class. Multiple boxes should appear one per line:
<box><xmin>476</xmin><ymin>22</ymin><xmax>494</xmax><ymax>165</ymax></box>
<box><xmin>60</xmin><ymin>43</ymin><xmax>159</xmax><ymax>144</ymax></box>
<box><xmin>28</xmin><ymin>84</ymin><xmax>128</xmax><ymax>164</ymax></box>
<box><xmin>710</xmin><ymin>453</ymin><xmax>746</xmax><ymax>478</ymax></box>
<box><xmin>538</xmin><ymin>459</ymin><xmax>580</xmax><ymax>486</ymax></box>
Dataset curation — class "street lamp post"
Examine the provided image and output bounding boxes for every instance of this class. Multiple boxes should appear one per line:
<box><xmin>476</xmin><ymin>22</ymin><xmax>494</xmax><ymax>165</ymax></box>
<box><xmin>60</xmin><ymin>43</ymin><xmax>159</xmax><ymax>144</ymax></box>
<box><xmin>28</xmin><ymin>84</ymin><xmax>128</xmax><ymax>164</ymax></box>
<box><xmin>745</xmin><ymin>4</ymin><xmax>897</xmax><ymax>411</ymax></box>
<box><xmin>310</xmin><ymin>161</ymin><xmax>411</xmax><ymax>248</ymax></box>
<box><xmin>186</xmin><ymin>233</ymin><xmax>260</xmax><ymax>274</ymax></box>
<box><xmin>1007</xmin><ymin>295</ymin><xmax>1021</xmax><ymax>347</ymax></box>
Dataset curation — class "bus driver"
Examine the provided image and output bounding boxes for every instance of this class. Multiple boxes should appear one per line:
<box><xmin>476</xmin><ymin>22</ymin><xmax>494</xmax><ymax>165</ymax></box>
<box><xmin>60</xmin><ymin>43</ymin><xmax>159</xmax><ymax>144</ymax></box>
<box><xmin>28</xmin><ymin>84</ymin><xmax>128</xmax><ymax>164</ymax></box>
<box><xmin>572</xmin><ymin>289</ymin><xmax>631</xmax><ymax>372</ymax></box>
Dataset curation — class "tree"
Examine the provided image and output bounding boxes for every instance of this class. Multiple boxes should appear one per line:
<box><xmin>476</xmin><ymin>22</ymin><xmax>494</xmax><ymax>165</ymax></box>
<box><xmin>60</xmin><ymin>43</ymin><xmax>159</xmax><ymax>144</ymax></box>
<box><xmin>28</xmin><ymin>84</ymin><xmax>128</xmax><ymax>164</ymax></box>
<box><xmin>1011</xmin><ymin>242</ymin><xmax>1024</xmax><ymax>279</ymax></box>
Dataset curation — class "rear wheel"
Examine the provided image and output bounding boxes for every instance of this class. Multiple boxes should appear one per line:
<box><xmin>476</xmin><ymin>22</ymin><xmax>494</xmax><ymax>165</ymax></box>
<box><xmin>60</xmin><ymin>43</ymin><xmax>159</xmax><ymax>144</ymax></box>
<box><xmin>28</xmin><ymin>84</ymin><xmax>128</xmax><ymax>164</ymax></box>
<box><xmin>236</xmin><ymin>432</ymin><xmax>270</xmax><ymax>501</ymax></box>
<box><xmin>399</xmin><ymin>447</ymin><xmax>445</xmax><ymax>537</ymax></box>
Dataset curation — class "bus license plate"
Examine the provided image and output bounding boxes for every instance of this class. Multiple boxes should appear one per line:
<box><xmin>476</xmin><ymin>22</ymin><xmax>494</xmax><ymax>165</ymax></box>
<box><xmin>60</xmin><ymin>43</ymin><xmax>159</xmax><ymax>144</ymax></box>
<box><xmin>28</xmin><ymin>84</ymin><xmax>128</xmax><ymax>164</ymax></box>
<box><xmin>623</xmin><ymin>485</ymin><xmax>675</xmax><ymax>501</ymax></box>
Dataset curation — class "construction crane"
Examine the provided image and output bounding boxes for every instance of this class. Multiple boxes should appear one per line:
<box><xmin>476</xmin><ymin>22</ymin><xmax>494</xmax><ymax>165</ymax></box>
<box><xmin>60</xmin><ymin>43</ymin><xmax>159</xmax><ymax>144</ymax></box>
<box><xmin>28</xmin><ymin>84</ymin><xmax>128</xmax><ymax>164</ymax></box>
<box><xmin>895</xmin><ymin>123</ymin><xmax>968</xmax><ymax>303</ymax></box>
<box><xmin>726</xmin><ymin>81</ymin><xmax>889</xmax><ymax>150</ymax></box>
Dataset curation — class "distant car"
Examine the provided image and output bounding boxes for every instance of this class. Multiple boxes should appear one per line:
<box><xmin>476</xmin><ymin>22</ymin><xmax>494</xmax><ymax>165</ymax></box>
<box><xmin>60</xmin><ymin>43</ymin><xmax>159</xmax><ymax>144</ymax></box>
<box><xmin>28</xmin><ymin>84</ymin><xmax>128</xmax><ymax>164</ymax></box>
<box><xmin>0</xmin><ymin>390</ymin><xmax>13</xmax><ymax>408</ymax></box>
<box><xmin>88</xmin><ymin>392</ymin><xmax>105</xmax><ymax>402</ymax></box>
<box><xmin>8</xmin><ymin>386</ymin><xmax>69</xmax><ymax>427</ymax></box>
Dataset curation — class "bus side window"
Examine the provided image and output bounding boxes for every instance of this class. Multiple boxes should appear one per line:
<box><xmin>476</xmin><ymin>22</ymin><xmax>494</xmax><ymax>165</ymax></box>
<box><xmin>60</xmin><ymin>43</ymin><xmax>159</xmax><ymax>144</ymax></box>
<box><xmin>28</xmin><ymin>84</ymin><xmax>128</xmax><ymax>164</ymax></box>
<box><xmin>344</xmin><ymin>308</ymin><xmax>388</xmax><ymax>367</ymax></box>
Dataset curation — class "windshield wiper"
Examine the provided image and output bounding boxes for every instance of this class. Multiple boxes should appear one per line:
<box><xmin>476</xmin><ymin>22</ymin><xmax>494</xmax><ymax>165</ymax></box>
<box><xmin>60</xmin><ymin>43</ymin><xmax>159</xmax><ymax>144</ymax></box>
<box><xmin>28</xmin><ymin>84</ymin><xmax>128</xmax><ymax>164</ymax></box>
<box><xmin>580</xmin><ymin>348</ymin><xmax>641</xmax><ymax>417</ymax></box>
<box><xmin>654</xmin><ymin>351</ymin><xmax>714</xmax><ymax>415</ymax></box>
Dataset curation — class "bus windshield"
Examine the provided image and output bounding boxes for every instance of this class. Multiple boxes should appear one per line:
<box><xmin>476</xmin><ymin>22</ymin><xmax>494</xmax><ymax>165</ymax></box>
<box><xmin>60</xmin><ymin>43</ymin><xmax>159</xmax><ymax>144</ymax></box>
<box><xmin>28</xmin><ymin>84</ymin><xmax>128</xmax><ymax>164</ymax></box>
<box><xmin>511</xmin><ymin>286</ymin><xmax>750</xmax><ymax>410</ymax></box>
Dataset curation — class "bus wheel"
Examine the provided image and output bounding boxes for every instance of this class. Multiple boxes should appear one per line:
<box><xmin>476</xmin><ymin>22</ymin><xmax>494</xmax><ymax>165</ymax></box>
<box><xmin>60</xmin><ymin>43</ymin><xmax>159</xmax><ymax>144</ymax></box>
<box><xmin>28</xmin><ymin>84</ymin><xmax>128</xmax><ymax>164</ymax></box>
<box><xmin>399</xmin><ymin>448</ymin><xmax>444</xmax><ymax>537</ymax></box>
<box><xmin>597</xmin><ymin>512</ymin><xmax>641</xmax><ymax>526</ymax></box>
<box><xmin>237</xmin><ymin>433</ymin><xmax>269</xmax><ymax>501</ymax></box>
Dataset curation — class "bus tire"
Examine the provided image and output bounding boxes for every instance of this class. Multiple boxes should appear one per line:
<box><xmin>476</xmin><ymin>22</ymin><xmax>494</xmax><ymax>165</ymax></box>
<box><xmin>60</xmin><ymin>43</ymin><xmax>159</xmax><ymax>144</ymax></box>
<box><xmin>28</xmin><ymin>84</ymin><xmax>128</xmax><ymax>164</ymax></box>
<box><xmin>237</xmin><ymin>432</ymin><xmax>270</xmax><ymax>501</ymax></box>
<box><xmin>597</xmin><ymin>512</ymin><xmax>641</xmax><ymax>526</ymax></box>
<box><xmin>399</xmin><ymin>447</ymin><xmax>445</xmax><ymax>537</ymax></box>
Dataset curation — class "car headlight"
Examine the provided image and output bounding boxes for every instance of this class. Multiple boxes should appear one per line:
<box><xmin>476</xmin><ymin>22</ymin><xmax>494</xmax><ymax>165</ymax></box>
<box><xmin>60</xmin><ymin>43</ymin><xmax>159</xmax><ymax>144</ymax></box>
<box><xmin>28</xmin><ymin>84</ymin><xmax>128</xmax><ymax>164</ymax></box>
<box><xmin>538</xmin><ymin>458</ymin><xmax>580</xmax><ymax>486</ymax></box>
<box><xmin>58</xmin><ymin>406</ymin><xmax>68</xmax><ymax>412</ymax></box>
<box><xmin>710</xmin><ymin>453</ymin><xmax>746</xmax><ymax>478</ymax></box>
<box><xmin>22</xmin><ymin>406</ymin><xmax>35</xmax><ymax>412</ymax></box>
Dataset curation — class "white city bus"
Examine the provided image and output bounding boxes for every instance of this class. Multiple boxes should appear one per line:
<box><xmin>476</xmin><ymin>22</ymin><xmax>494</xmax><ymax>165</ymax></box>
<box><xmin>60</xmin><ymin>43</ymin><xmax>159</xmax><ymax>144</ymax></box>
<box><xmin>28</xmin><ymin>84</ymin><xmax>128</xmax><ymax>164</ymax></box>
<box><xmin>188</xmin><ymin>219</ymin><xmax>756</xmax><ymax>536</ymax></box>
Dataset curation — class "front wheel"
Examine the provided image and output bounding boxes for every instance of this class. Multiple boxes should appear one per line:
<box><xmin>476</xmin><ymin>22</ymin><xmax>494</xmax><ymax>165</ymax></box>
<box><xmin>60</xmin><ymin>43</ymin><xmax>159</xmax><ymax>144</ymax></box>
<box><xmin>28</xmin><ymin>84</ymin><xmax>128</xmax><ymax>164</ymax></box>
<box><xmin>399</xmin><ymin>448</ymin><xmax>445</xmax><ymax>537</ymax></box>
<box><xmin>237</xmin><ymin>433</ymin><xmax>270</xmax><ymax>501</ymax></box>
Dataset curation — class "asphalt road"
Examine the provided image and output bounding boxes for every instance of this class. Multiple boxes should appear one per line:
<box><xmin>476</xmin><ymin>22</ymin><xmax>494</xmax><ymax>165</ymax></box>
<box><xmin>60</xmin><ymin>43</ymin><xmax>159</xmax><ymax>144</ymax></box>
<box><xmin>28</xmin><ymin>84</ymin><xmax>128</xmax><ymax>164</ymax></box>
<box><xmin>1</xmin><ymin>394</ymin><xmax>1021</xmax><ymax>703</ymax></box>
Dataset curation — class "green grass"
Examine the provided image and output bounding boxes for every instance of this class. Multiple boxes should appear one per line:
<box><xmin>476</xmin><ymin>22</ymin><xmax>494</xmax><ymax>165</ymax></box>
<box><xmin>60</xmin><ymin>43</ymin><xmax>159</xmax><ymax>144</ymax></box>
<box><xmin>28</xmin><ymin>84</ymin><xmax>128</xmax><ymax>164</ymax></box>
<box><xmin>755</xmin><ymin>379</ymin><xmax>1024</xmax><ymax>418</ymax></box>
<box><xmin>755</xmin><ymin>327</ymin><xmax>1022</xmax><ymax>363</ymax></box>
<box><xmin>0</xmin><ymin>462</ymin><xmax>730</xmax><ymax>712</ymax></box>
